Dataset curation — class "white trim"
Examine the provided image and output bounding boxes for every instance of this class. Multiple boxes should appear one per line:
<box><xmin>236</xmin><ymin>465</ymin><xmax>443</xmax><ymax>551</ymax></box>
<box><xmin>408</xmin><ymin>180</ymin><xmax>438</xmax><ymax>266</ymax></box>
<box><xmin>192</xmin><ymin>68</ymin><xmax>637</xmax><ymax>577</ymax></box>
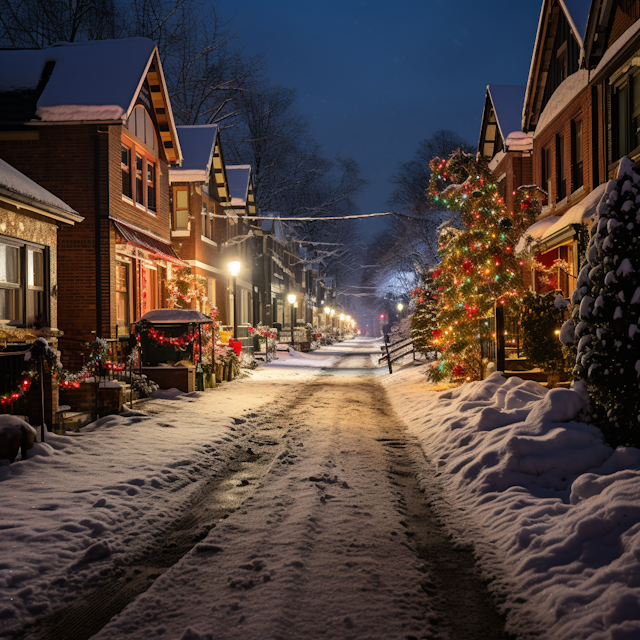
<box><xmin>171</xmin><ymin>229</ymin><xmax>190</xmax><ymax>237</ymax></box>
<box><xmin>185</xmin><ymin>259</ymin><xmax>225</xmax><ymax>276</ymax></box>
<box><xmin>200</xmin><ymin>235</ymin><xmax>217</xmax><ymax>247</ymax></box>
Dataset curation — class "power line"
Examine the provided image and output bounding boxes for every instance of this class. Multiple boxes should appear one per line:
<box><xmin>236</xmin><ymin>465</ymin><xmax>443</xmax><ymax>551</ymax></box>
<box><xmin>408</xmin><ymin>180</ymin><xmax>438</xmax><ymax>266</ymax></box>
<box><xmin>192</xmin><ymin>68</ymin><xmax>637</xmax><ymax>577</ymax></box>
<box><xmin>211</xmin><ymin>211</ymin><xmax>396</xmax><ymax>221</ymax></box>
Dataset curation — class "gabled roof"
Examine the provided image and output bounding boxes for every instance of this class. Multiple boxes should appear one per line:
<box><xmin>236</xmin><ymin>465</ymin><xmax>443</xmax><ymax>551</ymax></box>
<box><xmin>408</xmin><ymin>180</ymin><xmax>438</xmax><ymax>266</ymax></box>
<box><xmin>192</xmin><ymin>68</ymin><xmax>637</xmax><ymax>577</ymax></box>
<box><xmin>260</xmin><ymin>212</ymin><xmax>287</xmax><ymax>243</ymax></box>
<box><xmin>171</xmin><ymin>125</ymin><xmax>218</xmax><ymax>181</ymax></box>
<box><xmin>0</xmin><ymin>38</ymin><xmax>182</xmax><ymax>163</ymax></box>
<box><xmin>225</xmin><ymin>165</ymin><xmax>256</xmax><ymax>215</ymax></box>
<box><xmin>0</xmin><ymin>157</ymin><xmax>82</xmax><ymax>224</ymax></box>
<box><xmin>169</xmin><ymin>124</ymin><xmax>230</xmax><ymax>203</ymax></box>
<box><xmin>226</xmin><ymin>165</ymin><xmax>251</xmax><ymax>206</ymax></box>
<box><xmin>560</xmin><ymin>0</ymin><xmax>591</xmax><ymax>48</ymax></box>
<box><xmin>479</xmin><ymin>86</ymin><xmax>532</xmax><ymax>159</ymax></box>
<box><xmin>522</xmin><ymin>0</ymin><xmax>587</xmax><ymax>132</ymax></box>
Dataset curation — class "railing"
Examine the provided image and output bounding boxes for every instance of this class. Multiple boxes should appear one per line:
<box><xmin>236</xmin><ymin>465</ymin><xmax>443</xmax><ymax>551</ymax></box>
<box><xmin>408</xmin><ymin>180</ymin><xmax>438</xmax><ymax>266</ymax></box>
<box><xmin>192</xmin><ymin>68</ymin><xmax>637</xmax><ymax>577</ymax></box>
<box><xmin>379</xmin><ymin>337</ymin><xmax>415</xmax><ymax>374</ymax></box>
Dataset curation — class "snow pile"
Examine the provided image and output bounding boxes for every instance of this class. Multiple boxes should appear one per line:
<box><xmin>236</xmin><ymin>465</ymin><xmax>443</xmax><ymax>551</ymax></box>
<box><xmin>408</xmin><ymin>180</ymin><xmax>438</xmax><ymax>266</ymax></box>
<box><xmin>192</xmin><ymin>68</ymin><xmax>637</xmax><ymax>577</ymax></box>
<box><xmin>515</xmin><ymin>216</ymin><xmax>562</xmax><ymax>252</ymax></box>
<box><xmin>385</xmin><ymin>368</ymin><xmax>640</xmax><ymax>640</ymax></box>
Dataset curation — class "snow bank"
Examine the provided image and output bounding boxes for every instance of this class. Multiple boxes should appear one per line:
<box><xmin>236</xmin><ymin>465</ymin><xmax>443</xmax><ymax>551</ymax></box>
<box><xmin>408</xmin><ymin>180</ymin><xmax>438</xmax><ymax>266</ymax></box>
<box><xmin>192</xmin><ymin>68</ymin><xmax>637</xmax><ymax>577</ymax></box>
<box><xmin>385</xmin><ymin>367</ymin><xmax>640</xmax><ymax>640</ymax></box>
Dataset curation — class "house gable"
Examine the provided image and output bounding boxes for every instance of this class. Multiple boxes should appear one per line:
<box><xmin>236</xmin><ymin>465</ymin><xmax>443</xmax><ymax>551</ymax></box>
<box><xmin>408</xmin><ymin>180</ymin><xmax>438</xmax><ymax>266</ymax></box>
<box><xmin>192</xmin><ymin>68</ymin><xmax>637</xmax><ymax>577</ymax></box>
<box><xmin>478</xmin><ymin>86</ymin><xmax>527</xmax><ymax>160</ymax></box>
<box><xmin>523</xmin><ymin>0</ymin><xmax>585</xmax><ymax>132</ymax></box>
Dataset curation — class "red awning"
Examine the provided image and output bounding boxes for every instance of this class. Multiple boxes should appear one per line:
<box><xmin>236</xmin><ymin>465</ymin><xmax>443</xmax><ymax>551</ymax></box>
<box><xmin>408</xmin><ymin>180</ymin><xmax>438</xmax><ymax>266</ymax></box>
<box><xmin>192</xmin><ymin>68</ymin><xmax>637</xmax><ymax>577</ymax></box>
<box><xmin>111</xmin><ymin>218</ymin><xmax>186</xmax><ymax>266</ymax></box>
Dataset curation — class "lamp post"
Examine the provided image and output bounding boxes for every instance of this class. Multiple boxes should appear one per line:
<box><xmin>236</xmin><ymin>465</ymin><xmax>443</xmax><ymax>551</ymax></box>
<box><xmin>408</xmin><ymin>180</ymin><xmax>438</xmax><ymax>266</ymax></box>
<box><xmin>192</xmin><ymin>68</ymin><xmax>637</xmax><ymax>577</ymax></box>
<box><xmin>397</xmin><ymin>302</ymin><xmax>404</xmax><ymax>313</ymax></box>
<box><xmin>330</xmin><ymin>308</ymin><xmax>335</xmax><ymax>334</ymax></box>
<box><xmin>228</xmin><ymin>260</ymin><xmax>240</xmax><ymax>338</ymax></box>
<box><xmin>324</xmin><ymin>306</ymin><xmax>331</xmax><ymax>332</ymax></box>
<box><xmin>287</xmin><ymin>293</ymin><xmax>297</xmax><ymax>348</ymax></box>
<box><xmin>339</xmin><ymin>313</ymin><xmax>344</xmax><ymax>337</ymax></box>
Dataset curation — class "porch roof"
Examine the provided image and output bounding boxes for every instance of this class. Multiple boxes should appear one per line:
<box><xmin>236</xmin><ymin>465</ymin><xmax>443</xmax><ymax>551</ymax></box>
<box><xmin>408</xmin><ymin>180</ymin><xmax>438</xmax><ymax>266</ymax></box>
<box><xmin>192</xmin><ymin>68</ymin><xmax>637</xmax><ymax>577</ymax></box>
<box><xmin>111</xmin><ymin>217</ymin><xmax>187</xmax><ymax>266</ymax></box>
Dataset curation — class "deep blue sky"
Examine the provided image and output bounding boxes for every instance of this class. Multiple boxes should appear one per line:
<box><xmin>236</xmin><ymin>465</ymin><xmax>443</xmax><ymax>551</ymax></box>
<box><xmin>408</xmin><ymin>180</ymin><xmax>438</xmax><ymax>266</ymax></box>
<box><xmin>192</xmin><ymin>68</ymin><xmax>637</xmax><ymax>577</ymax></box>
<box><xmin>220</xmin><ymin>0</ymin><xmax>543</xmax><ymax>237</ymax></box>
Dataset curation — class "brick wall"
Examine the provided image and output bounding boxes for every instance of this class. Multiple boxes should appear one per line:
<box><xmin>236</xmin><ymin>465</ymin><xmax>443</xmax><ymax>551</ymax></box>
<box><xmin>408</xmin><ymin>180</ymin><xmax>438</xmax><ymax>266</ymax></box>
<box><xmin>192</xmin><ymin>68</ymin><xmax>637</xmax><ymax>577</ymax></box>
<box><xmin>531</xmin><ymin>85</ymin><xmax>593</xmax><ymax>216</ymax></box>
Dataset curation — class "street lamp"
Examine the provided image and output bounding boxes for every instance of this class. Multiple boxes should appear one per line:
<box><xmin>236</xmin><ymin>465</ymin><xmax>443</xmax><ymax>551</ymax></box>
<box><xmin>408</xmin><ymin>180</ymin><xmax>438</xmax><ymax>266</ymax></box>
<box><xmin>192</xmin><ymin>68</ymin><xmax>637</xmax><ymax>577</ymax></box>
<box><xmin>324</xmin><ymin>306</ymin><xmax>331</xmax><ymax>331</ymax></box>
<box><xmin>287</xmin><ymin>293</ymin><xmax>297</xmax><ymax>347</ymax></box>
<box><xmin>397</xmin><ymin>302</ymin><xmax>404</xmax><ymax>312</ymax></box>
<box><xmin>339</xmin><ymin>313</ymin><xmax>344</xmax><ymax>337</ymax></box>
<box><xmin>228</xmin><ymin>260</ymin><xmax>240</xmax><ymax>338</ymax></box>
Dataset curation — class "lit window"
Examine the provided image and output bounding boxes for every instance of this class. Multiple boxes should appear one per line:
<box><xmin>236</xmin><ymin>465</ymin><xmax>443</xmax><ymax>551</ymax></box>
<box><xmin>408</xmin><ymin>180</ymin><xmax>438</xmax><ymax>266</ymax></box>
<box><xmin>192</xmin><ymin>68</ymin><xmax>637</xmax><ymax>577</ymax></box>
<box><xmin>147</xmin><ymin>161</ymin><xmax>156</xmax><ymax>212</ymax></box>
<box><xmin>121</xmin><ymin>145</ymin><xmax>132</xmax><ymax>199</ymax></box>
<box><xmin>174</xmin><ymin>188</ymin><xmax>189</xmax><ymax>230</ymax></box>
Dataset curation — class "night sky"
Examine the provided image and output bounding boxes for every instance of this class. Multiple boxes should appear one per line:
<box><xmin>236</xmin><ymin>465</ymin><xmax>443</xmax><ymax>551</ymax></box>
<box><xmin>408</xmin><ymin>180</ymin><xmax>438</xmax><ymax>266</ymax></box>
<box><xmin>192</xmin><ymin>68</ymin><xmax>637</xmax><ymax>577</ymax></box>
<box><xmin>220</xmin><ymin>0</ymin><xmax>543</xmax><ymax>238</ymax></box>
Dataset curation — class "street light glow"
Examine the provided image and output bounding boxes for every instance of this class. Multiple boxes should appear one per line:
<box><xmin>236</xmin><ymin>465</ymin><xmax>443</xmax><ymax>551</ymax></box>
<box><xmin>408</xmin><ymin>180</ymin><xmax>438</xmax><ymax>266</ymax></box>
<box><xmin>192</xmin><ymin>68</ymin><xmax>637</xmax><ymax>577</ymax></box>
<box><xmin>330</xmin><ymin>309</ymin><xmax>335</xmax><ymax>316</ymax></box>
<box><xmin>397</xmin><ymin>303</ymin><xmax>404</xmax><ymax>312</ymax></box>
<box><xmin>324</xmin><ymin>306</ymin><xmax>331</xmax><ymax>315</ymax></box>
<box><xmin>228</xmin><ymin>261</ymin><xmax>240</xmax><ymax>277</ymax></box>
<box><xmin>339</xmin><ymin>313</ymin><xmax>344</xmax><ymax>320</ymax></box>
<box><xmin>287</xmin><ymin>293</ymin><xmax>297</xmax><ymax>304</ymax></box>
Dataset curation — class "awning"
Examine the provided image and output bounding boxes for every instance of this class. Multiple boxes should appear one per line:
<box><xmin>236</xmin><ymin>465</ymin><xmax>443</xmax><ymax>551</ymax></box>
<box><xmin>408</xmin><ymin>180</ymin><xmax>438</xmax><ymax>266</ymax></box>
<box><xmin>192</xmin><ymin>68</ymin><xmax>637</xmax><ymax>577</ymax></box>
<box><xmin>140</xmin><ymin>309</ymin><xmax>212</xmax><ymax>324</ymax></box>
<box><xmin>111</xmin><ymin>217</ymin><xmax>187</xmax><ymax>266</ymax></box>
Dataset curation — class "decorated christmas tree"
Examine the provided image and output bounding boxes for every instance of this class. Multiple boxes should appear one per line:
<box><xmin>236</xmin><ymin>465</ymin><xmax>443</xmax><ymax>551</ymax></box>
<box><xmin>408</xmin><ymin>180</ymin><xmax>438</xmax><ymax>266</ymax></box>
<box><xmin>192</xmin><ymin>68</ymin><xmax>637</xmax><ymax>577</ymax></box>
<box><xmin>410</xmin><ymin>271</ymin><xmax>440</xmax><ymax>358</ymax></box>
<box><xmin>428</xmin><ymin>151</ymin><xmax>537</xmax><ymax>380</ymax></box>
<box><xmin>560</xmin><ymin>157</ymin><xmax>640</xmax><ymax>447</ymax></box>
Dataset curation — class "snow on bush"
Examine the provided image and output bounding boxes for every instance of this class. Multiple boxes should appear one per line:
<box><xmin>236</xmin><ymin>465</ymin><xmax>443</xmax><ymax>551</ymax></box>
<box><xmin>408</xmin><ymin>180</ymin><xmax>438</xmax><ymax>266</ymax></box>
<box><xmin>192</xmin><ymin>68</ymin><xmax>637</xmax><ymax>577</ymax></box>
<box><xmin>561</xmin><ymin>156</ymin><xmax>640</xmax><ymax>447</ymax></box>
<box><xmin>386</xmin><ymin>369</ymin><xmax>640</xmax><ymax>640</ymax></box>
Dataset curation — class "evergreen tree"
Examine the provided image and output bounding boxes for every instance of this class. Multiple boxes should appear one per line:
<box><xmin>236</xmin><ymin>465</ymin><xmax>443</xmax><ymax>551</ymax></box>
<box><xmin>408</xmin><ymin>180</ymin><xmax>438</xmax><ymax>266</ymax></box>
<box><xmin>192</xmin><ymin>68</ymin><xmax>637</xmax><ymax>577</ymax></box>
<box><xmin>410</xmin><ymin>271</ymin><xmax>440</xmax><ymax>358</ymax></box>
<box><xmin>428</xmin><ymin>151</ymin><xmax>535</xmax><ymax>380</ymax></box>
<box><xmin>560</xmin><ymin>157</ymin><xmax>640</xmax><ymax>447</ymax></box>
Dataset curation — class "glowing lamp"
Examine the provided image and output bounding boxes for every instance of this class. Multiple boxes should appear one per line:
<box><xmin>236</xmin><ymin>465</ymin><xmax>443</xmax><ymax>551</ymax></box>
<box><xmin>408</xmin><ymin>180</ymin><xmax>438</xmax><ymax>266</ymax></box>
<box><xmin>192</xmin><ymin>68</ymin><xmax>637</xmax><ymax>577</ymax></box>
<box><xmin>339</xmin><ymin>314</ymin><xmax>345</xmax><ymax>320</ymax></box>
<box><xmin>287</xmin><ymin>293</ymin><xmax>296</xmax><ymax>304</ymax></box>
<box><xmin>228</xmin><ymin>261</ymin><xmax>241</xmax><ymax>277</ymax></box>
<box><xmin>397</xmin><ymin>303</ymin><xmax>404</xmax><ymax>312</ymax></box>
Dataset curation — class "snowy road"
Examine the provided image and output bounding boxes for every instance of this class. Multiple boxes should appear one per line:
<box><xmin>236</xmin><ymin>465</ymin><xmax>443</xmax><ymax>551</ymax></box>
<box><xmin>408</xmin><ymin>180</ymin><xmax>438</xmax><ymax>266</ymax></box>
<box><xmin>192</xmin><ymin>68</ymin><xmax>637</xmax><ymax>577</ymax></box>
<box><xmin>87</xmin><ymin>340</ymin><xmax>507</xmax><ymax>640</ymax></box>
<box><xmin>1</xmin><ymin>339</ymin><xmax>510</xmax><ymax>640</ymax></box>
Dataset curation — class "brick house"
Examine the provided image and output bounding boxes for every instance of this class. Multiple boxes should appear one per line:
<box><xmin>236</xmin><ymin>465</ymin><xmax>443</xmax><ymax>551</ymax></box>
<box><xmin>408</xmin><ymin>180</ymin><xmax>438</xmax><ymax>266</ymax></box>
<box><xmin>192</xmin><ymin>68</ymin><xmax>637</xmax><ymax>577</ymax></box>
<box><xmin>0</xmin><ymin>38</ymin><xmax>184</xmax><ymax>365</ymax></box>
<box><xmin>478</xmin><ymin>85</ymin><xmax>534</xmax><ymax>214</ymax></box>
<box><xmin>585</xmin><ymin>0</ymin><xmax>640</xmax><ymax>179</ymax></box>
<box><xmin>0</xmin><ymin>156</ymin><xmax>82</xmax><ymax>422</ymax></box>
<box><xmin>225</xmin><ymin>165</ymin><xmax>258</xmax><ymax>326</ymax></box>
<box><xmin>168</xmin><ymin>124</ymin><xmax>233</xmax><ymax>324</ymax></box>
<box><xmin>520</xmin><ymin>0</ymin><xmax>594</xmax><ymax>297</ymax></box>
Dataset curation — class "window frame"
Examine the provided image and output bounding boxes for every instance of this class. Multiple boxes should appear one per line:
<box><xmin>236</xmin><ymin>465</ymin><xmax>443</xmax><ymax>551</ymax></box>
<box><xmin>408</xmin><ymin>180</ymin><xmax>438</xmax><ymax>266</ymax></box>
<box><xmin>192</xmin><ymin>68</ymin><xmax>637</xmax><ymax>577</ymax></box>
<box><xmin>571</xmin><ymin>119</ymin><xmax>584</xmax><ymax>194</ymax></box>
<box><xmin>556</xmin><ymin>133</ymin><xmax>566</xmax><ymax>202</ymax></box>
<box><xmin>173</xmin><ymin>186</ymin><xmax>190</xmax><ymax>231</ymax></box>
<box><xmin>0</xmin><ymin>236</ymin><xmax>49</xmax><ymax>328</ymax></box>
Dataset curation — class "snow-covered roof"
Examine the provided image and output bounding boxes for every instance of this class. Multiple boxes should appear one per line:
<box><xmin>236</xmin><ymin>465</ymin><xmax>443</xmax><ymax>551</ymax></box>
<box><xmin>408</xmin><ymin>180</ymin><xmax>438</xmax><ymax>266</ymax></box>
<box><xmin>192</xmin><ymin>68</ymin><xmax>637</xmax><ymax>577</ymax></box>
<box><xmin>0</xmin><ymin>157</ymin><xmax>81</xmax><ymax>223</ymax></box>
<box><xmin>140</xmin><ymin>309</ymin><xmax>213</xmax><ymax>324</ymax></box>
<box><xmin>0</xmin><ymin>38</ymin><xmax>182</xmax><ymax>163</ymax></box>
<box><xmin>515</xmin><ymin>216</ymin><xmax>562</xmax><ymax>253</ymax></box>
<box><xmin>593</xmin><ymin>18</ymin><xmax>640</xmax><ymax>79</ymax></box>
<box><xmin>170</xmin><ymin>125</ymin><xmax>218</xmax><ymax>183</ymax></box>
<box><xmin>533</xmin><ymin>69</ymin><xmax>589</xmax><ymax>139</ymax></box>
<box><xmin>560</xmin><ymin>0</ymin><xmax>590</xmax><ymax>49</ymax></box>
<box><xmin>226</xmin><ymin>165</ymin><xmax>251</xmax><ymax>207</ymax></box>
<box><xmin>260</xmin><ymin>212</ymin><xmax>287</xmax><ymax>243</ymax></box>
<box><xmin>488</xmin><ymin>85</ymin><xmax>526</xmax><ymax>141</ymax></box>
<box><xmin>523</xmin><ymin>0</ymin><xmax>589</xmax><ymax>131</ymax></box>
<box><xmin>541</xmin><ymin>182</ymin><xmax>608</xmax><ymax>239</ymax></box>
<box><xmin>505</xmin><ymin>131</ymin><xmax>533</xmax><ymax>152</ymax></box>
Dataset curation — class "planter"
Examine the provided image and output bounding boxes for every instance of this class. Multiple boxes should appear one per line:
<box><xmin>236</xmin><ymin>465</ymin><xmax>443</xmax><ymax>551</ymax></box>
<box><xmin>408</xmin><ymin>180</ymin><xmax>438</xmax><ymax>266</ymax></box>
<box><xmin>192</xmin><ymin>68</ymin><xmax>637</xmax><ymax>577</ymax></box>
<box><xmin>215</xmin><ymin>364</ymin><xmax>224</xmax><ymax>383</ymax></box>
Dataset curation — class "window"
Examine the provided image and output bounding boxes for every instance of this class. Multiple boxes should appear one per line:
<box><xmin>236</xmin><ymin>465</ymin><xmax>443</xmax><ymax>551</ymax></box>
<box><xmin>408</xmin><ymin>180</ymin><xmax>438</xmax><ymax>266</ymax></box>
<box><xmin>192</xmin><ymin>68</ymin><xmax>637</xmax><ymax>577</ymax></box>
<box><xmin>612</xmin><ymin>69</ymin><xmax>640</xmax><ymax>161</ymax></box>
<box><xmin>571</xmin><ymin>120</ymin><xmax>583</xmax><ymax>193</ymax></box>
<box><xmin>556</xmin><ymin>134</ymin><xmax>566</xmax><ymax>201</ymax></box>
<box><xmin>173</xmin><ymin>187</ymin><xmax>189</xmax><ymax>230</ymax></box>
<box><xmin>135</xmin><ymin>154</ymin><xmax>144</xmax><ymax>206</ymax></box>
<box><xmin>27</xmin><ymin>249</ymin><xmax>44</xmax><ymax>326</ymax></box>
<box><xmin>116</xmin><ymin>262</ymin><xmax>130</xmax><ymax>331</ymax></box>
<box><xmin>0</xmin><ymin>239</ymin><xmax>48</xmax><ymax>327</ymax></box>
<box><xmin>121</xmin><ymin>145</ymin><xmax>132</xmax><ymax>199</ymax></box>
<box><xmin>147</xmin><ymin>161</ymin><xmax>156</xmax><ymax>212</ymax></box>
<box><xmin>0</xmin><ymin>242</ymin><xmax>22</xmax><ymax>324</ymax></box>
<box><xmin>201</xmin><ymin>202</ymin><xmax>208</xmax><ymax>238</ymax></box>
<box><xmin>542</xmin><ymin>146</ymin><xmax>552</xmax><ymax>204</ymax></box>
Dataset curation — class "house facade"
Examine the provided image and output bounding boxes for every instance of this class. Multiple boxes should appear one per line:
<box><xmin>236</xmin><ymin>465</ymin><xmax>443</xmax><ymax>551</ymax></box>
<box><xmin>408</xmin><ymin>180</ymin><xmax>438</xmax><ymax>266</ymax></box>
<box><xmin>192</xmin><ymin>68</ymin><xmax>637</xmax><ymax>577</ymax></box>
<box><xmin>169</xmin><ymin>124</ymin><xmax>232</xmax><ymax>324</ymax></box>
<box><xmin>0</xmin><ymin>38</ymin><xmax>183</xmax><ymax>365</ymax></box>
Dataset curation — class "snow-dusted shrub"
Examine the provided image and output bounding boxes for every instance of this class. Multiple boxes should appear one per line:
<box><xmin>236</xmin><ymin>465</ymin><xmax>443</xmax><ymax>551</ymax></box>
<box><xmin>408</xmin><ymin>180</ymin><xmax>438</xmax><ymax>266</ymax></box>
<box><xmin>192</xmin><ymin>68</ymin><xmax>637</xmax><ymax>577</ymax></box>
<box><xmin>520</xmin><ymin>291</ymin><xmax>567</xmax><ymax>377</ymax></box>
<box><xmin>560</xmin><ymin>157</ymin><xmax>640</xmax><ymax>447</ymax></box>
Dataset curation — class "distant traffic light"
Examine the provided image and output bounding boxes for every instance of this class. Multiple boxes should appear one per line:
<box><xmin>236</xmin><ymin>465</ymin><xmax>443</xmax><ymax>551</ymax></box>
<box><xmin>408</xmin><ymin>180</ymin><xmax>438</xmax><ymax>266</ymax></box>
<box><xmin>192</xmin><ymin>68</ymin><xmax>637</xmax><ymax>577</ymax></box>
<box><xmin>379</xmin><ymin>314</ymin><xmax>385</xmax><ymax>320</ymax></box>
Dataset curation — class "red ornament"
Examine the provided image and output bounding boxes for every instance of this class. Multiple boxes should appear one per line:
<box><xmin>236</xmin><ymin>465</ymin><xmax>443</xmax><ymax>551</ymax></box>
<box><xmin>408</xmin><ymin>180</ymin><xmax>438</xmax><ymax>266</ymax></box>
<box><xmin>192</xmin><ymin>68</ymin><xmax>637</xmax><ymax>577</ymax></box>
<box><xmin>462</xmin><ymin>259</ymin><xmax>473</xmax><ymax>274</ymax></box>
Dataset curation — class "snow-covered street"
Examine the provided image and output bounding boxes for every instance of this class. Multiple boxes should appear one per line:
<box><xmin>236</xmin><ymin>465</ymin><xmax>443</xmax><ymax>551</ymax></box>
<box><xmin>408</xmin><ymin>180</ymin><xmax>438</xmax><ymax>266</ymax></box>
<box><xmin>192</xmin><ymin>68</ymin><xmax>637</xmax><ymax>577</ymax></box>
<box><xmin>2</xmin><ymin>339</ymin><xmax>507</xmax><ymax>640</ymax></box>
<box><xmin>3</xmin><ymin>338</ymin><xmax>640</xmax><ymax>640</ymax></box>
